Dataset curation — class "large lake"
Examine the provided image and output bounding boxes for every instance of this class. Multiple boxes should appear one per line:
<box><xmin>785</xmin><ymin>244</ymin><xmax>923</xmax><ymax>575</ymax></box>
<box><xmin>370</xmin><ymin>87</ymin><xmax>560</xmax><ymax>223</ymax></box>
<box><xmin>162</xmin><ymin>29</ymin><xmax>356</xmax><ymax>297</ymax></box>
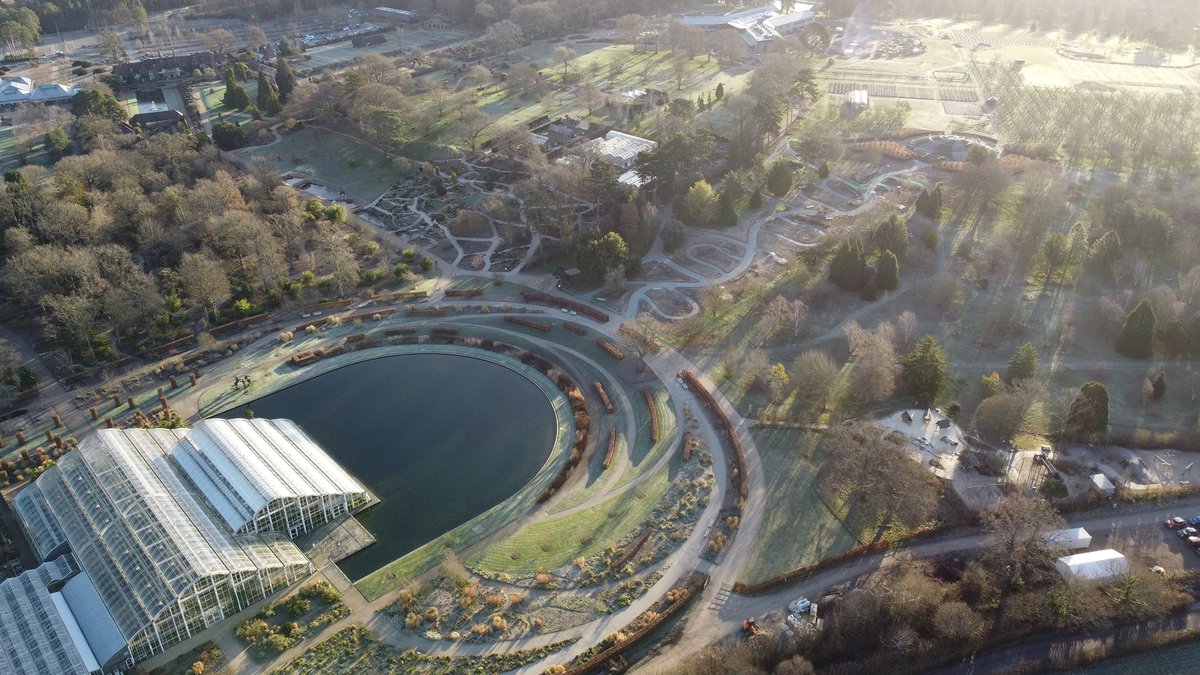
<box><xmin>219</xmin><ymin>353</ymin><xmax>558</xmax><ymax>580</ymax></box>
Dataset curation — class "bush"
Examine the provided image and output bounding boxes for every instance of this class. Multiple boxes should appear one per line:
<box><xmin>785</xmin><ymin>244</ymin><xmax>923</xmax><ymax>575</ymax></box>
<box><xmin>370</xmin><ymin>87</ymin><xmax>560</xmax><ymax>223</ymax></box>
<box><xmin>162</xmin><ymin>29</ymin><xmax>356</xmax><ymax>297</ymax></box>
<box><xmin>284</xmin><ymin>595</ymin><xmax>311</xmax><ymax>618</ymax></box>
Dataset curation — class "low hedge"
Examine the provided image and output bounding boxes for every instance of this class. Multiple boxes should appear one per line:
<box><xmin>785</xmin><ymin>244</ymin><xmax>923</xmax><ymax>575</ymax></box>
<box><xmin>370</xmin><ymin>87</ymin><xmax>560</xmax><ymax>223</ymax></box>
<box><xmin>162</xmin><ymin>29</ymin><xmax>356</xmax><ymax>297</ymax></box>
<box><xmin>593</xmin><ymin>381</ymin><xmax>613</xmax><ymax>413</ymax></box>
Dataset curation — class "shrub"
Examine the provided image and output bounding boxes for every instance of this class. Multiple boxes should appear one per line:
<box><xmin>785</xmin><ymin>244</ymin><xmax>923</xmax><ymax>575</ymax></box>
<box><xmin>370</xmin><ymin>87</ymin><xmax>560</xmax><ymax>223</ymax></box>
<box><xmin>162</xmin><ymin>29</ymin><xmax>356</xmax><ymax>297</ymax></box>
<box><xmin>471</xmin><ymin>623</ymin><xmax>491</xmax><ymax>635</ymax></box>
<box><xmin>396</xmin><ymin>589</ymin><xmax>417</xmax><ymax>608</ymax></box>
<box><xmin>535</xmin><ymin>573</ymin><xmax>552</xmax><ymax>587</ymax></box>
<box><xmin>491</xmin><ymin>614</ymin><xmax>509</xmax><ymax>632</ymax></box>
<box><xmin>405</xmin><ymin>611</ymin><xmax>422</xmax><ymax>628</ymax></box>
<box><xmin>284</xmin><ymin>596</ymin><xmax>311</xmax><ymax>618</ymax></box>
<box><xmin>509</xmin><ymin>593</ymin><xmax>526</xmax><ymax>605</ymax></box>
<box><xmin>485</xmin><ymin>593</ymin><xmax>505</xmax><ymax>607</ymax></box>
<box><xmin>425</xmin><ymin>607</ymin><xmax>440</xmax><ymax>625</ymax></box>
<box><xmin>234</xmin><ymin>618</ymin><xmax>269</xmax><ymax>644</ymax></box>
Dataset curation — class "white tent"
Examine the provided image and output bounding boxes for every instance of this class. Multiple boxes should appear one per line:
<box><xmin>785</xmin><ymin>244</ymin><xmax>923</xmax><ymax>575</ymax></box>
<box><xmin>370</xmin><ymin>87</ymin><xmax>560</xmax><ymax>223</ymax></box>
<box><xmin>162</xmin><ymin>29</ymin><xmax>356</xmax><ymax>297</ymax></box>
<box><xmin>1056</xmin><ymin>549</ymin><xmax>1128</xmax><ymax>581</ymax></box>
<box><xmin>1091</xmin><ymin>473</ymin><xmax>1116</xmax><ymax>496</ymax></box>
<box><xmin>1043</xmin><ymin>527</ymin><xmax>1092</xmax><ymax>550</ymax></box>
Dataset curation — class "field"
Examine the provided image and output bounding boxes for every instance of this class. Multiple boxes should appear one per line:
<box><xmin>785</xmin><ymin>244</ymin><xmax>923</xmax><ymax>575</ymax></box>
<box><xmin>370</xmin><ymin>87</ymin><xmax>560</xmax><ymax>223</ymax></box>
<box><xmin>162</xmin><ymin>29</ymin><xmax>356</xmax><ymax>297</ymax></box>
<box><xmin>300</xmin><ymin>30</ymin><xmax>470</xmax><ymax>72</ymax></box>
<box><xmin>739</xmin><ymin>428</ymin><xmax>857</xmax><ymax>584</ymax></box>
<box><xmin>237</xmin><ymin>126</ymin><xmax>398</xmax><ymax>202</ymax></box>
<box><xmin>0</xmin><ymin>127</ymin><xmax>49</xmax><ymax>169</ymax></box>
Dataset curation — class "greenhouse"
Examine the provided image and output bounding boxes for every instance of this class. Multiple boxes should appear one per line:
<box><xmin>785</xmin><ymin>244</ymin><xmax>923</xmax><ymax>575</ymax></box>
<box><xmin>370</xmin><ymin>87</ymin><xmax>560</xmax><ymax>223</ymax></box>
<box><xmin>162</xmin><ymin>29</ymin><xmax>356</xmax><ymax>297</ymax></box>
<box><xmin>6</xmin><ymin>419</ymin><xmax>370</xmax><ymax>671</ymax></box>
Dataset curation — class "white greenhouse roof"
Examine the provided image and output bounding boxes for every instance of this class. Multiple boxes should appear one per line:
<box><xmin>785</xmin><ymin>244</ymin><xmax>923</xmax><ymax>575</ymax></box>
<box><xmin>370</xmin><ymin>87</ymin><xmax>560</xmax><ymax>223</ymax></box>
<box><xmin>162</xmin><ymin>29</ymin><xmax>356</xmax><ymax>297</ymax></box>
<box><xmin>1043</xmin><ymin>527</ymin><xmax>1091</xmax><ymax>549</ymax></box>
<box><xmin>26</xmin><ymin>425</ymin><xmax>312</xmax><ymax>640</ymax></box>
<box><xmin>0</xmin><ymin>557</ymin><xmax>91</xmax><ymax>675</ymax></box>
<box><xmin>173</xmin><ymin>418</ymin><xmax>369</xmax><ymax>532</ymax></box>
<box><xmin>1056</xmin><ymin>549</ymin><xmax>1128</xmax><ymax>581</ymax></box>
<box><xmin>1091</xmin><ymin>473</ymin><xmax>1115</xmax><ymax>493</ymax></box>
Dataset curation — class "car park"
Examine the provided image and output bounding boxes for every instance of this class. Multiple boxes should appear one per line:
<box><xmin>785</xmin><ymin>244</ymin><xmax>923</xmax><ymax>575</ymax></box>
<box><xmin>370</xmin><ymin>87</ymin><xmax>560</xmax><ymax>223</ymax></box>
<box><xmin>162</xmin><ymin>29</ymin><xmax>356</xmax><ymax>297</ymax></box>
<box><xmin>1177</xmin><ymin>527</ymin><xmax>1198</xmax><ymax>539</ymax></box>
<box><xmin>1188</xmin><ymin>516</ymin><xmax>1200</xmax><ymax>527</ymax></box>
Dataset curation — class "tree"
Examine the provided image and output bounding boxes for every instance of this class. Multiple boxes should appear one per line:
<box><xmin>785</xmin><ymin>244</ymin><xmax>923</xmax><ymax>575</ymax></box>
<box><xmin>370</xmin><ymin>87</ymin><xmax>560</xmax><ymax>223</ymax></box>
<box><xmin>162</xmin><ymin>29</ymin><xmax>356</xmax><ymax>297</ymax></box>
<box><xmin>484</xmin><ymin>20</ymin><xmax>523</xmax><ymax>55</ymax></box>
<box><xmin>715</xmin><ymin>82</ymin><xmax>725</xmax><ymax>99</ymax></box>
<box><xmin>246</xmin><ymin>25</ymin><xmax>268</xmax><ymax>49</ymax></box>
<box><xmin>44</xmin><ymin>127</ymin><xmax>70</xmax><ymax>160</ymax></box>
<box><xmin>897</xmin><ymin>311</ymin><xmax>918</xmax><ymax>348</ymax></box>
<box><xmin>212</xmin><ymin>121</ymin><xmax>246</xmax><ymax>150</ymax></box>
<box><xmin>680</xmin><ymin>179</ymin><xmax>718</xmax><ymax>227</ymax></box>
<box><xmin>768</xmin><ymin>363</ymin><xmax>790</xmax><ymax>403</ymax></box>
<box><xmin>553</xmin><ymin>45</ymin><xmax>575</xmax><ymax>81</ymax></box>
<box><xmin>275</xmin><ymin>57</ymin><xmax>298</xmax><ymax>103</ymax></box>
<box><xmin>829</xmin><ymin>239</ymin><xmax>867</xmax><ymax>291</ymax></box>
<box><xmin>817</xmin><ymin>162</ymin><xmax>830</xmax><ymax>178</ymax></box>
<box><xmin>1006</xmin><ymin>342</ymin><xmax>1039</xmax><ymax>383</ymax></box>
<box><xmin>791</xmin><ymin>349</ymin><xmax>838</xmax><ymax>409</ymax></box>
<box><xmin>1041</xmin><ymin>232</ymin><xmax>1070</xmax><ymax>282</ymax></box>
<box><xmin>1063</xmin><ymin>381</ymin><xmax>1109</xmax><ymax>440</ymax></box>
<box><xmin>749</xmin><ymin>188</ymin><xmax>762</xmax><ymax>209</ymax></box>
<box><xmin>99</xmin><ymin>29</ymin><xmax>125</xmax><ymax>62</ymax></box>
<box><xmin>900</xmin><ymin>335</ymin><xmax>946</xmax><ymax>405</ymax></box>
<box><xmin>766</xmin><ymin>159</ymin><xmax>794</xmax><ymax>197</ymax></box>
<box><xmin>452</xmin><ymin>108</ymin><xmax>495</xmax><ymax>152</ymax></box>
<box><xmin>1116</xmin><ymin>299</ymin><xmax>1156</xmax><ymax>358</ymax></box>
<box><xmin>850</xmin><ymin>329</ymin><xmax>899</xmax><ymax>403</ymax></box>
<box><xmin>876</xmin><ymin>250</ymin><xmax>899</xmax><ymax>291</ymax></box>
<box><xmin>179</xmin><ymin>251</ymin><xmax>230</xmax><ymax>322</ymax></box>
<box><xmin>222</xmin><ymin>67</ymin><xmax>250</xmax><ymax>110</ymax></box>
<box><xmin>713</xmin><ymin>190</ymin><xmax>737</xmax><ymax>228</ymax></box>
<box><xmin>256</xmin><ymin>72</ymin><xmax>282</xmax><ymax>116</ymax></box>
<box><xmin>1148</xmin><ymin>369</ymin><xmax>1166</xmax><ymax>401</ymax></box>
<box><xmin>71</xmin><ymin>85</ymin><xmax>126</xmax><ymax>121</ymax></box>
<box><xmin>576</xmin><ymin>232</ymin><xmax>628</xmax><ymax>285</ymax></box>
<box><xmin>980</xmin><ymin>491</ymin><xmax>1064</xmax><ymax>587</ymax></box>
<box><xmin>763</xmin><ymin>295</ymin><xmax>806</xmax><ymax>338</ymax></box>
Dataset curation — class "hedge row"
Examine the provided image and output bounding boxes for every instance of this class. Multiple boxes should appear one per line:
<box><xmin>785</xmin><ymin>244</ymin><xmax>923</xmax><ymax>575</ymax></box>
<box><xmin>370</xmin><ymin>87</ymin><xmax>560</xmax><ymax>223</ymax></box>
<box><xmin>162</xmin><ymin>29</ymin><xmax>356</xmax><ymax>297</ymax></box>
<box><xmin>642</xmin><ymin>387</ymin><xmax>659</xmax><ymax>443</ymax></box>
<box><xmin>142</xmin><ymin>332</ymin><xmax>197</xmax><ymax>359</ymax></box>
<box><xmin>373</xmin><ymin>289</ymin><xmax>430</xmax><ymax>302</ymax></box>
<box><xmin>563</xmin><ymin>321</ymin><xmax>587</xmax><ymax>335</ymax></box>
<box><xmin>731</xmin><ymin>540</ymin><xmax>891</xmax><ymax>595</ymax></box>
<box><xmin>602</xmin><ymin>426</ymin><xmax>617</xmax><ymax>470</ymax></box>
<box><xmin>384</xmin><ymin>327</ymin><xmax>417</xmax><ymax>336</ymax></box>
<box><xmin>682</xmin><ymin>431</ymin><xmax>692</xmax><ymax>462</ymax></box>
<box><xmin>210</xmin><ymin>312</ymin><xmax>270</xmax><ymax>338</ymax></box>
<box><xmin>430</xmin><ymin>326</ymin><xmax>460</xmax><ymax>335</ymax></box>
<box><xmin>407</xmin><ymin>307</ymin><xmax>447</xmax><ymax>317</ymax></box>
<box><xmin>302</xmin><ymin>298</ymin><xmax>354</xmax><ymax>313</ymax></box>
<box><xmin>681</xmin><ymin>370</ymin><xmax>748</xmax><ymax>508</ymax></box>
<box><xmin>596</xmin><ymin>339</ymin><xmax>624</xmax><ymax>360</ymax></box>
<box><xmin>288</xmin><ymin>345</ymin><xmax>346</xmax><ymax>367</ymax></box>
<box><xmin>504</xmin><ymin>316</ymin><xmax>552</xmax><ymax>332</ymax></box>
<box><xmin>520</xmin><ymin>290</ymin><xmax>610</xmax><ymax>322</ymax></box>
<box><xmin>593</xmin><ymin>381</ymin><xmax>614</xmax><ymax>413</ymax></box>
<box><xmin>564</xmin><ymin>574</ymin><xmax>709</xmax><ymax>675</ymax></box>
<box><xmin>444</xmin><ymin>288</ymin><xmax>484</xmax><ymax>297</ymax></box>
<box><xmin>608</xmin><ymin>526</ymin><xmax>652</xmax><ymax>571</ymax></box>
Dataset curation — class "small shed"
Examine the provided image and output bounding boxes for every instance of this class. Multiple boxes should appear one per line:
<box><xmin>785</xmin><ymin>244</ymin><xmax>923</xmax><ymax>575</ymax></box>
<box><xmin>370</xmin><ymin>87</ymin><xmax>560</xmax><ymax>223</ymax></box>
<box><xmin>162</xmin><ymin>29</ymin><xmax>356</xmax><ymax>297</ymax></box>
<box><xmin>1056</xmin><ymin>549</ymin><xmax>1128</xmax><ymax>581</ymax></box>
<box><xmin>1043</xmin><ymin>527</ymin><xmax>1092</xmax><ymax>550</ymax></box>
<box><xmin>1091</xmin><ymin>473</ymin><xmax>1115</xmax><ymax>496</ymax></box>
<box><xmin>847</xmin><ymin>89</ymin><xmax>869</xmax><ymax>110</ymax></box>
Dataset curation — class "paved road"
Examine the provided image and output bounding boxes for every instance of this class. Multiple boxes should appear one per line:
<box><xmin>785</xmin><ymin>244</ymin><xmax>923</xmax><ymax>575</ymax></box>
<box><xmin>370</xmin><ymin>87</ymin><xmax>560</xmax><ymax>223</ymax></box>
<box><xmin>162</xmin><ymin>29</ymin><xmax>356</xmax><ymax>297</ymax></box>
<box><xmin>634</xmin><ymin>497</ymin><xmax>1200</xmax><ymax>673</ymax></box>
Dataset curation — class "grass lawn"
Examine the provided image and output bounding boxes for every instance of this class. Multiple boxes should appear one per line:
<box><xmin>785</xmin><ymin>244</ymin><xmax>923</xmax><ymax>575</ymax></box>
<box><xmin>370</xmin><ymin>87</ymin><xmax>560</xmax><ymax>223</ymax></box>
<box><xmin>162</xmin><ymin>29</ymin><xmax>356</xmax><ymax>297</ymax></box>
<box><xmin>468</xmin><ymin>464</ymin><xmax>671</xmax><ymax>576</ymax></box>
<box><xmin>236</xmin><ymin>127</ymin><xmax>398</xmax><ymax>203</ymax></box>
<box><xmin>739</xmin><ymin>427</ymin><xmax>857</xmax><ymax>585</ymax></box>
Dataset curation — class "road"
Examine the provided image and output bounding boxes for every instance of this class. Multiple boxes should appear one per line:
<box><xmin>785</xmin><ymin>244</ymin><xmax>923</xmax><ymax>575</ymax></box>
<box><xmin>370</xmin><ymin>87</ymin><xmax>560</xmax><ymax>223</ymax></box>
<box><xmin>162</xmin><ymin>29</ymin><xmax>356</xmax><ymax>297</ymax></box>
<box><xmin>634</xmin><ymin>497</ymin><xmax>1200</xmax><ymax>673</ymax></box>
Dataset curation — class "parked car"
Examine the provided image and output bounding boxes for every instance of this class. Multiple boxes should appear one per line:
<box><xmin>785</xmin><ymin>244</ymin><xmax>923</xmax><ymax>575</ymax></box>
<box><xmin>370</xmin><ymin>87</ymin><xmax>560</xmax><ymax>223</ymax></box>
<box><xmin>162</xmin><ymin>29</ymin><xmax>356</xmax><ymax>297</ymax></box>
<box><xmin>788</xmin><ymin>597</ymin><xmax>812</xmax><ymax>615</ymax></box>
<box><xmin>1177</xmin><ymin>527</ymin><xmax>1198</xmax><ymax>539</ymax></box>
<box><xmin>1165</xmin><ymin>517</ymin><xmax>1187</xmax><ymax>529</ymax></box>
<box><xmin>1186</xmin><ymin>536</ymin><xmax>1200</xmax><ymax>547</ymax></box>
<box><xmin>1188</xmin><ymin>516</ymin><xmax>1200</xmax><ymax>527</ymax></box>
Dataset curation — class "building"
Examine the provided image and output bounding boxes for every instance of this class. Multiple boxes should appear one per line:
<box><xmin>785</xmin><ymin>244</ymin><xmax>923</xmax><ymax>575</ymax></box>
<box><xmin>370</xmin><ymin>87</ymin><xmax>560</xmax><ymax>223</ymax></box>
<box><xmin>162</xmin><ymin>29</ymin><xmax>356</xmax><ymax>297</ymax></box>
<box><xmin>1091</xmin><ymin>473</ymin><xmax>1116</xmax><ymax>496</ymax></box>
<box><xmin>586</xmin><ymin>130</ymin><xmax>657</xmax><ymax>171</ymax></box>
<box><xmin>129</xmin><ymin>109</ymin><xmax>187</xmax><ymax>133</ymax></box>
<box><xmin>1055</xmin><ymin>549</ymin><xmax>1129</xmax><ymax>581</ymax></box>
<box><xmin>681</xmin><ymin>2</ymin><xmax>815</xmax><ymax>52</ymax></box>
<box><xmin>7</xmin><ymin>418</ymin><xmax>370</xmax><ymax>672</ymax></box>
<box><xmin>112</xmin><ymin>52</ymin><xmax>221</xmax><ymax>85</ymax></box>
<box><xmin>1042</xmin><ymin>527</ymin><xmax>1092</xmax><ymax>550</ymax></box>
<box><xmin>847</xmin><ymin>89</ymin><xmax>869</xmax><ymax>110</ymax></box>
<box><xmin>372</xmin><ymin>6</ymin><xmax>416</xmax><ymax>23</ymax></box>
<box><xmin>0</xmin><ymin>76</ymin><xmax>78</xmax><ymax>107</ymax></box>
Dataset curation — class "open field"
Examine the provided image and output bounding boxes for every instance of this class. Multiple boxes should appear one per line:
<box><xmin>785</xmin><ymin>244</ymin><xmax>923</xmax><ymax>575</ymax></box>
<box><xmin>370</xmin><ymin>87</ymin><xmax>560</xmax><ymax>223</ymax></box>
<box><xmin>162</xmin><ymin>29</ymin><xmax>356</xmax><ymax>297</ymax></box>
<box><xmin>237</xmin><ymin>127</ymin><xmax>398</xmax><ymax>202</ymax></box>
<box><xmin>739</xmin><ymin>428</ymin><xmax>857</xmax><ymax>584</ymax></box>
<box><xmin>298</xmin><ymin>29</ymin><xmax>470</xmax><ymax>72</ymax></box>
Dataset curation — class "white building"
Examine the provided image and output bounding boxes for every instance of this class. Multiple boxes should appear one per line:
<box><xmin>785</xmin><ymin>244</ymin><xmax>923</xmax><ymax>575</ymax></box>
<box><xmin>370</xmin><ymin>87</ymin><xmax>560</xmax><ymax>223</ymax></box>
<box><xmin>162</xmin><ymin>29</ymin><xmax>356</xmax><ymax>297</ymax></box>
<box><xmin>681</xmin><ymin>2</ymin><xmax>815</xmax><ymax>51</ymax></box>
<box><xmin>587</xmin><ymin>130</ymin><xmax>657</xmax><ymax>171</ymax></box>
<box><xmin>1091</xmin><ymin>473</ymin><xmax>1116</xmax><ymax>496</ymax></box>
<box><xmin>0</xmin><ymin>77</ymin><xmax>78</xmax><ymax>107</ymax></box>
<box><xmin>1056</xmin><ymin>549</ymin><xmax>1129</xmax><ymax>582</ymax></box>
<box><xmin>848</xmin><ymin>89</ymin><xmax>870</xmax><ymax>110</ymax></box>
<box><xmin>1043</xmin><ymin>527</ymin><xmax>1092</xmax><ymax>550</ymax></box>
<box><xmin>7</xmin><ymin>419</ymin><xmax>371</xmax><ymax>672</ymax></box>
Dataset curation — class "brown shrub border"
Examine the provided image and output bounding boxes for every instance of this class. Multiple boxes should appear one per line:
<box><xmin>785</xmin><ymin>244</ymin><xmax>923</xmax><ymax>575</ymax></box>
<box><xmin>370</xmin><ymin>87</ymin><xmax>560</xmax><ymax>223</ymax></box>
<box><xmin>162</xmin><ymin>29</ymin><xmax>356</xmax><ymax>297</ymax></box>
<box><xmin>563</xmin><ymin>321</ymin><xmax>587</xmax><ymax>335</ymax></box>
<box><xmin>642</xmin><ymin>388</ymin><xmax>659</xmax><ymax>443</ymax></box>
<box><xmin>564</xmin><ymin>574</ymin><xmax>709</xmax><ymax>675</ymax></box>
<box><xmin>444</xmin><ymin>288</ymin><xmax>485</xmax><ymax>298</ymax></box>
<box><xmin>608</xmin><ymin>526</ymin><xmax>653</xmax><ymax>571</ymax></box>
<box><xmin>520</xmin><ymin>290</ymin><xmax>610</xmax><ymax>322</ymax></box>
<box><xmin>504</xmin><ymin>316</ymin><xmax>552</xmax><ymax>332</ymax></box>
<box><xmin>384</xmin><ymin>327</ymin><xmax>417</xmax><ymax>337</ymax></box>
<box><xmin>593</xmin><ymin>381</ymin><xmax>614</xmax><ymax>413</ymax></box>
<box><xmin>682</xmin><ymin>431</ymin><xmax>692</xmax><ymax>462</ymax></box>
<box><xmin>681</xmin><ymin>370</ymin><xmax>748</xmax><ymax>508</ymax></box>
<box><xmin>602</xmin><ymin>426</ymin><xmax>617</xmax><ymax>470</ymax></box>
<box><xmin>596</xmin><ymin>339</ymin><xmax>624</xmax><ymax>360</ymax></box>
<box><xmin>407</xmin><ymin>307</ymin><xmax>447</xmax><ymax>317</ymax></box>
